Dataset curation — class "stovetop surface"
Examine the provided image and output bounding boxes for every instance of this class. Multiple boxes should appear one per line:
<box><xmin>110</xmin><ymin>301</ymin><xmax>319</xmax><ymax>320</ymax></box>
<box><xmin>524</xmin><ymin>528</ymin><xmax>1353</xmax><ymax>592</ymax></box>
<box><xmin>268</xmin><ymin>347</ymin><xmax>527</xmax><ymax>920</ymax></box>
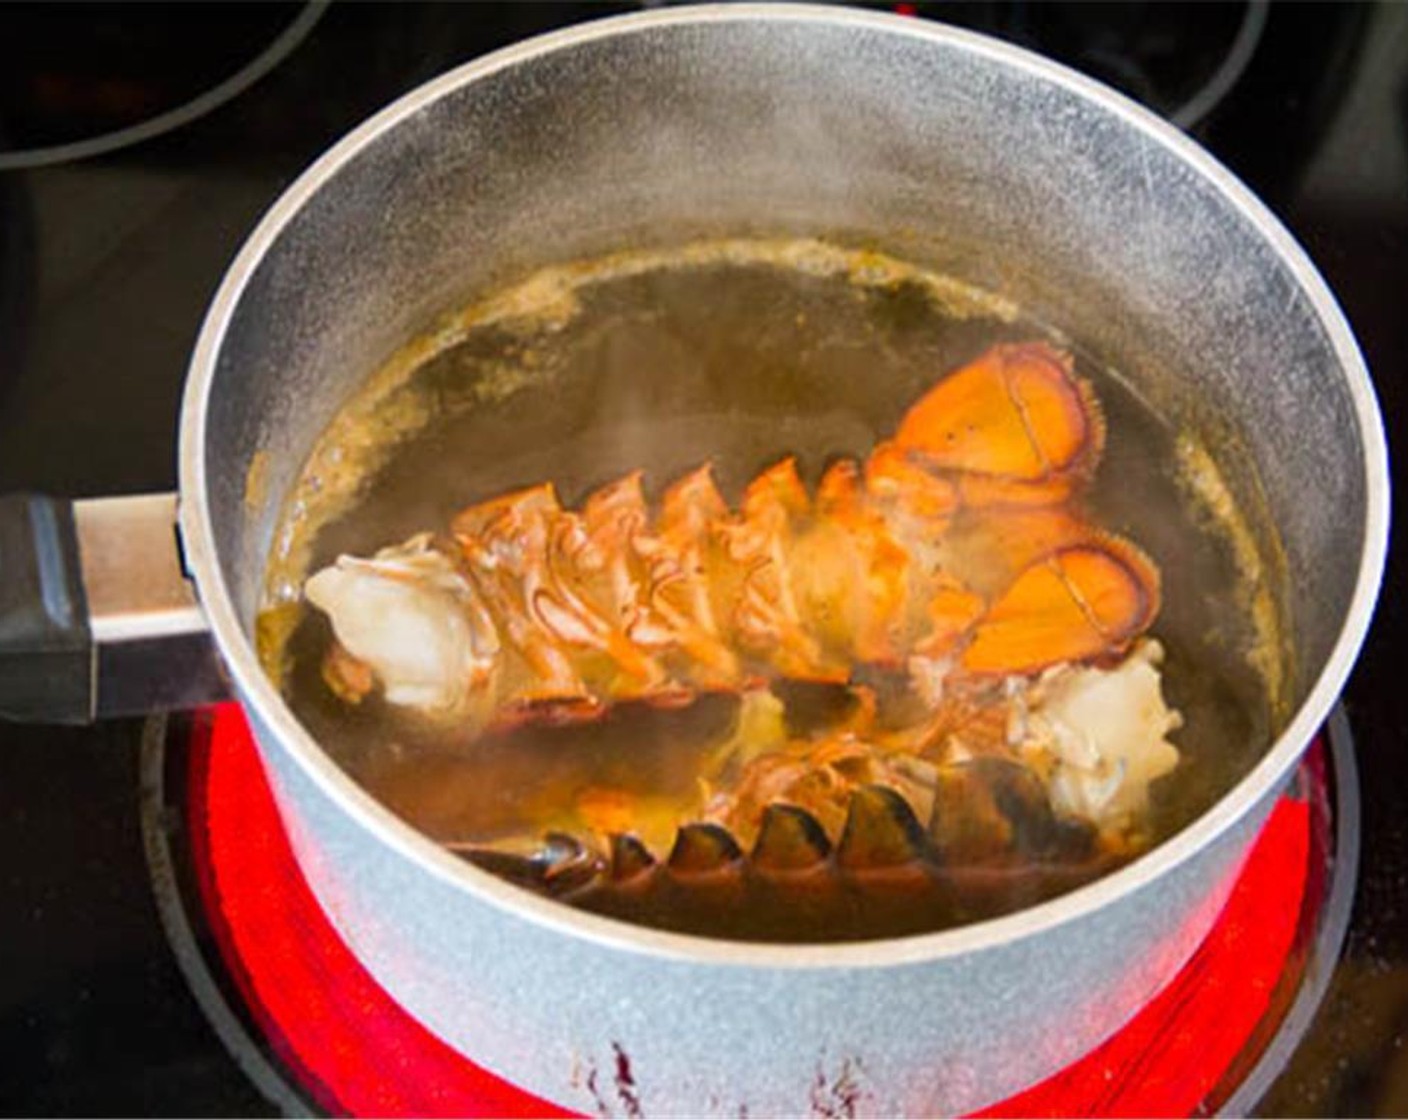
<box><xmin>0</xmin><ymin>3</ymin><xmax>1404</xmax><ymax>1114</ymax></box>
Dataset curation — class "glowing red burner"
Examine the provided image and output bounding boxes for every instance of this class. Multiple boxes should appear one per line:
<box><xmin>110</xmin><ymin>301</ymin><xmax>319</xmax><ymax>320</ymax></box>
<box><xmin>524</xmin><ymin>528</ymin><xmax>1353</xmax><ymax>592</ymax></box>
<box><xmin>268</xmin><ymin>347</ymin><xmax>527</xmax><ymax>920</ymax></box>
<box><xmin>187</xmin><ymin>703</ymin><xmax>1315</xmax><ymax>1118</ymax></box>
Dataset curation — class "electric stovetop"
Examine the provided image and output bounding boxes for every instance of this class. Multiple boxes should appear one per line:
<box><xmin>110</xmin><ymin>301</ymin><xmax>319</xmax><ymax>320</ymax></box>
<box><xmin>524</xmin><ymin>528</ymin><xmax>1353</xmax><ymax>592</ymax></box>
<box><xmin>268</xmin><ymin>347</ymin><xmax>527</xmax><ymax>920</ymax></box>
<box><xmin>1</xmin><ymin>3</ymin><xmax>1404</xmax><ymax>1114</ymax></box>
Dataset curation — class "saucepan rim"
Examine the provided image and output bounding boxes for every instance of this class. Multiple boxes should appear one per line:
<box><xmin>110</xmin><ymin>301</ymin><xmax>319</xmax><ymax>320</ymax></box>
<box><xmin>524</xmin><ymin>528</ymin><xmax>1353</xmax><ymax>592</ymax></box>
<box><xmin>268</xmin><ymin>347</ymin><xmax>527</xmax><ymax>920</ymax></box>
<box><xmin>177</xmin><ymin>3</ymin><xmax>1390</xmax><ymax>969</ymax></box>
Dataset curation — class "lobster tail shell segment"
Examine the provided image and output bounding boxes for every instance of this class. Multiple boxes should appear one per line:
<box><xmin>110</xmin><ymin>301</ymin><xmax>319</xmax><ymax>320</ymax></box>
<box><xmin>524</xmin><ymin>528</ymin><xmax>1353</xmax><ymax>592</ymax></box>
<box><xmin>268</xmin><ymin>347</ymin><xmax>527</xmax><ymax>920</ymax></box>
<box><xmin>930</xmin><ymin>757</ymin><xmax>1074</xmax><ymax>863</ymax></box>
<box><xmin>668</xmin><ymin>823</ymin><xmax>744</xmax><ymax>872</ymax></box>
<box><xmin>751</xmin><ymin>803</ymin><xmax>832</xmax><ymax>871</ymax></box>
<box><xmin>608</xmin><ymin>834</ymin><xmax>656</xmax><ymax>882</ymax></box>
<box><xmin>835</xmin><ymin>785</ymin><xmax>932</xmax><ymax>870</ymax></box>
<box><xmin>892</xmin><ymin>341</ymin><xmax>1105</xmax><ymax>489</ymax></box>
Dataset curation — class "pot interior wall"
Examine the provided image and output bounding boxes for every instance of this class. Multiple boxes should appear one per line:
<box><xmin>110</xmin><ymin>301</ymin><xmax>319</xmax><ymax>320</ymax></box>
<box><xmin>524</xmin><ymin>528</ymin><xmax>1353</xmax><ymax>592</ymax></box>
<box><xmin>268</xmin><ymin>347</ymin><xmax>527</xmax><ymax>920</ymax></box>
<box><xmin>199</xmin><ymin>12</ymin><xmax>1366</xmax><ymax>722</ymax></box>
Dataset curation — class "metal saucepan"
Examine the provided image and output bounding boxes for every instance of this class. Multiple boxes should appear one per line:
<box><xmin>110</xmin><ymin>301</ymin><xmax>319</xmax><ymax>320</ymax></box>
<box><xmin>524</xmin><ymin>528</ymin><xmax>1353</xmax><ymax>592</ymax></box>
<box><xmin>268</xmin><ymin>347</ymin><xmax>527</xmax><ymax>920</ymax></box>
<box><xmin>0</xmin><ymin>6</ymin><xmax>1388</xmax><ymax>1115</ymax></box>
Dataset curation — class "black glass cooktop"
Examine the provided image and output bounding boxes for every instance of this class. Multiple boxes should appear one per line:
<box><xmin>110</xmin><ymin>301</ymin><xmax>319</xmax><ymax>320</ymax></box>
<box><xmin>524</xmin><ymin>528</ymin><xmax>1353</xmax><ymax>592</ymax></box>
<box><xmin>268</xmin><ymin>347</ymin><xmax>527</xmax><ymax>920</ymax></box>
<box><xmin>0</xmin><ymin>3</ymin><xmax>1403</xmax><ymax>1114</ymax></box>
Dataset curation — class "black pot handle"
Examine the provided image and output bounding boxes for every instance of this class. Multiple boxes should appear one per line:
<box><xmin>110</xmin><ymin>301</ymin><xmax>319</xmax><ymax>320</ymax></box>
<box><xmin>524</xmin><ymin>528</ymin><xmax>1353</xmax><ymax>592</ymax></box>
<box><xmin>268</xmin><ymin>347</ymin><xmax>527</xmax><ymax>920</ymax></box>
<box><xmin>0</xmin><ymin>494</ymin><xmax>92</xmax><ymax>721</ymax></box>
<box><xmin>0</xmin><ymin>492</ymin><xmax>229</xmax><ymax>723</ymax></box>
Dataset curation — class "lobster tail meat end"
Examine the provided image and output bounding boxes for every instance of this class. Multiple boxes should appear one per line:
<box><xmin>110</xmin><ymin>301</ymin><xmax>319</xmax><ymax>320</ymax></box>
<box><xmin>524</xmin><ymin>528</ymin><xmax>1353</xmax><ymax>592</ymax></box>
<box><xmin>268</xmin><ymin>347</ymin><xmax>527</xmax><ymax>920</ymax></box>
<box><xmin>304</xmin><ymin>534</ymin><xmax>499</xmax><ymax>721</ymax></box>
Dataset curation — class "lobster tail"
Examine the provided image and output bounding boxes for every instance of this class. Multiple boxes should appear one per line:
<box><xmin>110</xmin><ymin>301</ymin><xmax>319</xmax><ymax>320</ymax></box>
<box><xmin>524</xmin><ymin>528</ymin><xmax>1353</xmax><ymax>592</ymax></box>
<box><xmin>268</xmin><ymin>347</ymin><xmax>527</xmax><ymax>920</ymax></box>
<box><xmin>456</xmin><ymin>763</ymin><xmax>1109</xmax><ymax>942</ymax></box>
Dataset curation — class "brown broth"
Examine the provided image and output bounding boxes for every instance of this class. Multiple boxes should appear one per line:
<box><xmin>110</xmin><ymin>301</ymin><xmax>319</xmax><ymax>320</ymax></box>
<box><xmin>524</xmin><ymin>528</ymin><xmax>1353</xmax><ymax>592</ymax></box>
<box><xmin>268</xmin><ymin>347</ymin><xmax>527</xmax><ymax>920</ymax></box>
<box><xmin>263</xmin><ymin>241</ymin><xmax>1279</xmax><ymax>942</ymax></box>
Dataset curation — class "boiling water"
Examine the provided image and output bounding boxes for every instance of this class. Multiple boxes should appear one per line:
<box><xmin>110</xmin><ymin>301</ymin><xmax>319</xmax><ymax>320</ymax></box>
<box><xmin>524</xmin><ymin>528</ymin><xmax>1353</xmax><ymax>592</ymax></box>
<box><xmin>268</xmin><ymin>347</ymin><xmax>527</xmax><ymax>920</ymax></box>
<box><xmin>265</xmin><ymin>244</ymin><xmax>1277</xmax><ymax>940</ymax></box>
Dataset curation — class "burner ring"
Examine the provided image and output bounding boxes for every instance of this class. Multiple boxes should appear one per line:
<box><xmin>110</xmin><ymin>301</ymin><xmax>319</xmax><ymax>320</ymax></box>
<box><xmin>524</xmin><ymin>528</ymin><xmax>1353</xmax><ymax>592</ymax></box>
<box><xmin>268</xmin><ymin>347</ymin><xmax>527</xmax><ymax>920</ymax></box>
<box><xmin>139</xmin><ymin>705</ymin><xmax>1358</xmax><ymax>1116</ymax></box>
<box><xmin>1170</xmin><ymin>0</ymin><xmax>1270</xmax><ymax>129</ymax></box>
<box><xmin>0</xmin><ymin>1</ymin><xmax>327</xmax><ymax>172</ymax></box>
<box><xmin>1218</xmin><ymin>705</ymin><xmax>1360</xmax><ymax>1113</ymax></box>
